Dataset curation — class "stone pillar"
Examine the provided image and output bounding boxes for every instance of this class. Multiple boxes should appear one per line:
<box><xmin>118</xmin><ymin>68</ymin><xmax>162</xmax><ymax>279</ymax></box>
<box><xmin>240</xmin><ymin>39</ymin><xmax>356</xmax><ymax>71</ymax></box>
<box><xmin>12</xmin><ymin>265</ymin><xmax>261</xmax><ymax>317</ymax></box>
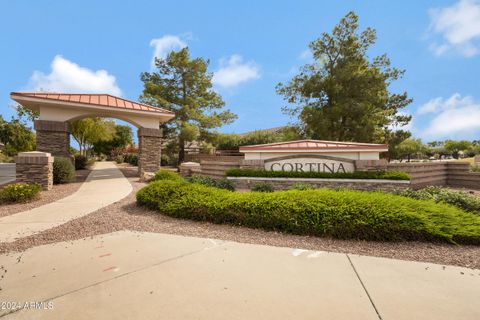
<box><xmin>34</xmin><ymin>120</ymin><xmax>72</xmax><ymax>159</ymax></box>
<box><xmin>179</xmin><ymin>162</ymin><xmax>201</xmax><ymax>177</ymax></box>
<box><xmin>15</xmin><ymin>151</ymin><xmax>53</xmax><ymax>190</ymax></box>
<box><xmin>138</xmin><ymin>127</ymin><xmax>162</xmax><ymax>181</ymax></box>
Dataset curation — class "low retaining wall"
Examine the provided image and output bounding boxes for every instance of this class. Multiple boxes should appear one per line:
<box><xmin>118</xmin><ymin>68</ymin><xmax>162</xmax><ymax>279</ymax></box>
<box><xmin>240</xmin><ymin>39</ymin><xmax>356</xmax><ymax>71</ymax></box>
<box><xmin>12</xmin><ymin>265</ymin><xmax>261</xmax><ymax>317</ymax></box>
<box><xmin>181</xmin><ymin>157</ymin><xmax>480</xmax><ymax>190</ymax></box>
<box><xmin>388</xmin><ymin>161</ymin><xmax>479</xmax><ymax>189</ymax></box>
<box><xmin>227</xmin><ymin>177</ymin><xmax>410</xmax><ymax>192</ymax></box>
<box><xmin>387</xmin><ymin>162</ymin><xmax>448</xmax><ymax>188</ymax></box>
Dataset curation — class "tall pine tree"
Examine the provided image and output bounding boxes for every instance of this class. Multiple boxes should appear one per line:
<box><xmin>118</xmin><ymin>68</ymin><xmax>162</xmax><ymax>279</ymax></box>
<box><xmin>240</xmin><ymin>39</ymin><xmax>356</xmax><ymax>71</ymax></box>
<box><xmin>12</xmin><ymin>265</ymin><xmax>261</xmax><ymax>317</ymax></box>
<box><xmin>140</xmin><ymin>48</ymin><xmax>237</xmax><ymax>162</ymax></box>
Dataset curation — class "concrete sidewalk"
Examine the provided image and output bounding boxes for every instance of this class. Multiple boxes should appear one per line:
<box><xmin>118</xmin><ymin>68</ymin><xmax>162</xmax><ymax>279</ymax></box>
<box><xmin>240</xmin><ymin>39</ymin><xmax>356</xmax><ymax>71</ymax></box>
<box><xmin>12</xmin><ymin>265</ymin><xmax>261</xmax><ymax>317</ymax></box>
<box><xmin>0</xmin><ymin>162</ymin><xmax>132</xmax><ymax>242</ymax></box>
<box><xmin>1</xmin><ymin>231</ymin><xmax>478</xmax><ymax>320</ymax></box>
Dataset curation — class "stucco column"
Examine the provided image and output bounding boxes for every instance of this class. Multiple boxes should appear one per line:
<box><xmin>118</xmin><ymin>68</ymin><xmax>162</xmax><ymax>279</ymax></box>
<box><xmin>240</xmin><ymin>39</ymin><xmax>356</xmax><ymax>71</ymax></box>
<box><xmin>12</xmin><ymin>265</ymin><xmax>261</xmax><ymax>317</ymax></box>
<box><xmin>34</xmin><ymin>120</ymin><xmax>72</xmax><ymax>159</ymax></box>
<box><xmin>138</xmin><ymin>127</ymin><xmax>162</xmax><ymax>180</ymax></box>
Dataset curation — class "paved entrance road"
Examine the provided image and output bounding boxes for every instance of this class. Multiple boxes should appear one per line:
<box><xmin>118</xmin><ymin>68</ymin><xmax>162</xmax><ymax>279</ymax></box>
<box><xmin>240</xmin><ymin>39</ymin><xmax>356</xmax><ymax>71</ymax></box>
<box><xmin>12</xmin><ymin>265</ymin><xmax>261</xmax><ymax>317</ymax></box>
<box><xmin>0</xmin><ymin>162</ymin><xmax>132</xmax><ymax>242</ymax></box>
<box><xmin>1</xmin><ymin>231</ymin><xmax>478</xmax><ymax>320</ymax></box>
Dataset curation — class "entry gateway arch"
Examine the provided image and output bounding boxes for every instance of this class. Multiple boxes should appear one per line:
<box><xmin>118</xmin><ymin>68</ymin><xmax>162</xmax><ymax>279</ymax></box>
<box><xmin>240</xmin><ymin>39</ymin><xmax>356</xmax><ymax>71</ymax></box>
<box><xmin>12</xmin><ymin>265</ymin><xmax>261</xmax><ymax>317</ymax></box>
<box><xmin>10</xmin><ymin>92</ymin><xmax>175</xmax><ymax>179</ymax></box>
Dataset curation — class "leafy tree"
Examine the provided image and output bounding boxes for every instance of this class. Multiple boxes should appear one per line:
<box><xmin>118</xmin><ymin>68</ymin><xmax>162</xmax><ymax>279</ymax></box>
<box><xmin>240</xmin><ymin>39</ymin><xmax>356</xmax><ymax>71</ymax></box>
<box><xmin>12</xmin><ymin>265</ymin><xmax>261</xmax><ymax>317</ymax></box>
<box><xmin>444</xmin><ymin>140</ymin><xmax>472</xmax><ymax>159</ymax></box>
<box><xmin>14</xmin><ymin>104</ymin><xmax>39</xmax><ymax>122</ymax></box>
<box><xmin>384</xmin><ymin>129</ymin><xmax>411</xmax><ymax>161</ymax></box>
<box><xmin>277</xmin><ymin>12</ymin><xmax>412</xmax><ymax>149</ymax></box>
<box><xmin>0</xmin><ymin>116</ymin><xmax>36</xmax><ymax>156</ymax></box>
<box><xmin>92</xmin><ymin>125</ymin><xmax>133</xmax><ymax>156</ymax></box>
<box><xmin>71</xmin><ymin>118</ymin><xmax>116</xmax><ymax>156</ymax></box>
<box><xmin>140</xmin><ymin>47</ymin><xmax>237</xmax><ymax>162</ymax></box>
<box><xmin>396</xmin><ymin>138</ymin><xmax>425</xmax><ymax>162</ymax></box>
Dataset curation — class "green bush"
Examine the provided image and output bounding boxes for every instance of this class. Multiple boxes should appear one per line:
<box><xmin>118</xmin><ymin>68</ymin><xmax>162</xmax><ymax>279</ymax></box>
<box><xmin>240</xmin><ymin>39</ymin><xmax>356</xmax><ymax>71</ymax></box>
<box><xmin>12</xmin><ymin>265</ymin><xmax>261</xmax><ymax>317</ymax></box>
<box><xmin>188</xmin><ymin>175</ymin><xmax>217</xmax><ymax>187</ymax></box>
<box><xmin>216</xmin><ymin>179</ymin><xmax>236</xmax><ymax>191</ymax></box>
<box><xmin>123</xmin><ymin>154</ymin><xmax>138</xmax><ymax>166</ymax></box>
<box><xmin>0</xmin><ymin>183</ymin><xmax>41</xmax><ymax>203</ymax></box>
<box><xmin>188</xmin><ymin>175</ymin><xmax>235</xmax><ymax>191</ymax></box>
<box><xmin>395</xmin><ymin>187</ymin><xmax>480</xmax><ymax>214</ymax></box>
<box><xmin>472</xmin><ymin>165</ymin><xmax>480</xmax><ymax>173</ymax></box>
<box><xmin>289</xmin><ymin>182</ymin><xmax>315</xmax><ymax>190</ymax></box>
<box><xmin>136</xmin><ymin>180</ymin><xmax>480</xmax><ymax>244</ymax></box>
<box><xmin>0</xmin><ymin>152</ymin><xmax>13</xmax><ymax>163</ymax></box>
<box><xmin>226</xmin><ymin>168</ymin><xmax>410</xmax><ymax>180</ymax></box>
<box><xmin>160</xmin><ymin>154</ymin><xmax>170</xmax><ymax>166</ymax></box>
<box><xmin>251</xmin><ymin>182</ymin><xmax>275</xmax><ymax>192</ymax></box>
<box><xmin>53</xmin><ymin>157</ymin><xmax>75</xmax><ymax>184</ymax></box>
<box><xmin>74</xmin><ymin>155</ymin><xmax>88</xmax><ymax>170</ymax></box>
<box><xmin>152</xmin><ymin>169</ymin><xmax>183</xmax><ymax>182</ymax></box>
<box><xmin>114</xmin><ymin>155</ymin><xmax>124</xmax><ymax>164</ymax></box>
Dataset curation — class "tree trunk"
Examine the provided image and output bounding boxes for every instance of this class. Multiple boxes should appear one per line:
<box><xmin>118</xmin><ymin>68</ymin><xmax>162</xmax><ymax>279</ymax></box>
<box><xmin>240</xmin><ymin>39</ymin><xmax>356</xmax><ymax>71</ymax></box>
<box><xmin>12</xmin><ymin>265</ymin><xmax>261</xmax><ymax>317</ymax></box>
<box><xmin>178</xmin><ymin>137</ymin><xmax>185</xmax><ymax>163</ymax></box>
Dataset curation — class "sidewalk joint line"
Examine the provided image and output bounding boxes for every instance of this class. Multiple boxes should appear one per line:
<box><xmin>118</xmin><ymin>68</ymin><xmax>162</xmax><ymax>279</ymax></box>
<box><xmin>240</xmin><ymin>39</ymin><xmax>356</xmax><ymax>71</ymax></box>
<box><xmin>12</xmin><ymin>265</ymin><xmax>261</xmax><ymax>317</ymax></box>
<box><xmin>347</xmin><ymin>254</ymin><xmax>383</xmax><ymax>320</ymax></box>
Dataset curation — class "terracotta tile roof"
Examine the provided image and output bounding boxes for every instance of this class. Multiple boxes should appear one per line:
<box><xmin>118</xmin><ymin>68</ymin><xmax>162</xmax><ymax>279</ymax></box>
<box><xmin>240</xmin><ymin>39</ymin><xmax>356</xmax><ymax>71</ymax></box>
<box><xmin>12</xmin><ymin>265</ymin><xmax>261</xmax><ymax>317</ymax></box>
<box><xmin>239</xmin><ymin>139</ymin><xmax>388</xmax><ymax>151</ymax></box>
<box><xmin>10</xmin><ymin>92</ymin><xmax>174</xmax><ymax>115</ymax></box>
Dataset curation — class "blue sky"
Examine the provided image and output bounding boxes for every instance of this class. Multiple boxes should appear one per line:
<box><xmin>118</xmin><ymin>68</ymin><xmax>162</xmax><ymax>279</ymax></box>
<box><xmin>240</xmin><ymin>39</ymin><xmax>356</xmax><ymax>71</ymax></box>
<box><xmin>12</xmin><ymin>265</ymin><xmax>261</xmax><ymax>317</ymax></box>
<box><xmin>1</xmin><ymin>0</ymin><xmax>480</xmax><ymax>142</ymax></box>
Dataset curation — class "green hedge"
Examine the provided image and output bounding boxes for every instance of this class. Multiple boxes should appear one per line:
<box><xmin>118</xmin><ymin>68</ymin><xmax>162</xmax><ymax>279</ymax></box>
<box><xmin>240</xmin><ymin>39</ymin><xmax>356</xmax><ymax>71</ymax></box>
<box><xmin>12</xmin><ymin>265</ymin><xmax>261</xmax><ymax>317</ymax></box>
<box><xmin>0</xmin><ymin>183</ymin><xmax>42</xmax><ymax>203</ymax></box>
<box><xmin>225</xmin><ymin>168</ymin><xmax>410</xmax><ymax>180</ymax></box>
<box><xmin>137</xmin><ymin>180</ymin><xmax>480</xmax><ymax>244</ymax></box>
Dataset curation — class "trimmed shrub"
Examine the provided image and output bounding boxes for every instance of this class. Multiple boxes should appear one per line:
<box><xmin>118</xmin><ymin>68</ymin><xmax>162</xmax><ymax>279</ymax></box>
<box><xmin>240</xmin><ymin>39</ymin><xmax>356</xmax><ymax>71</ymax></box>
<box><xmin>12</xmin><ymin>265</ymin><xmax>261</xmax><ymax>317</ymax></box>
<box><xmin>53</xmin><ymin>157</ymin><xmax>75</xmax><ymax>184</ymax></box>
<box><xmin>289</xmin><ymin>182</ymin><xmax>315</xmax><ymax>191</ymax></box>
<box><xmin>114</xmin><ymin>155</ymin><xmax>124</xmax><ymax>164</ymax></box>
<box><xmin>187</xmin><ymin>175</ymin><xmax>235</xmax><ymax>191</ymax></box>
<box><xmin>0</xmin><ymin>183</ymin><xmax>41</xmax><ymax>203</ymax></box>
<box><xmin>152</xmin><ymin>169</ymin><xmax>183</xmax><ymax>182</ymax></box>
<box><xmin>226</xmin><ymin>168</ymin><xmax>410</xmax><ymax>180</ymax></box>
<box><xmin>395</xmin><ymin>187</ymin><xmax>480</xmax><ymax>214</ymax></box>
<box><xmin>74</xmin><ymin>155</ymin><xmax>88</xmax><ymax>170</ymax></box>
<box><xmin>123</xmin><ymin>154</ymin><xmax>139</xmax><ymax>166</ymax></box>
<box><xmin>472</xmin><ymin>165</ymin><xmax>480</xmax><ymax>173</ymax></box>
<box><xmin>251</xmin><ymin>182</ymin><xmax>274</xmax><ymax>192</ymax></box>
<box><xmin>137</xmin><ymin>180</ymin><xmax>480</xmax><ymax>244</ymax></box>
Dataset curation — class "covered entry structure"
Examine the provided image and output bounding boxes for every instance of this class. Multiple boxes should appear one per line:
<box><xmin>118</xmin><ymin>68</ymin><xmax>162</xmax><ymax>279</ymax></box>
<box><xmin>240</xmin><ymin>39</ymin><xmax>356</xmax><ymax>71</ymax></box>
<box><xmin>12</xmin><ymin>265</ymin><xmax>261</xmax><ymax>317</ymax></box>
<box><xmin>10</xmin><ymin>92</ymin><xmax>175</xmax><ymax>179</ymax></box>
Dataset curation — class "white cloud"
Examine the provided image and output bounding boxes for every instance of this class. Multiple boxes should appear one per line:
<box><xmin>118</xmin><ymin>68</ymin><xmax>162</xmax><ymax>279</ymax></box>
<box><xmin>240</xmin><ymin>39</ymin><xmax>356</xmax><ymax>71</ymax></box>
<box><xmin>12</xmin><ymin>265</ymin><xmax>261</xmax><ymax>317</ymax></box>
<box><xmin>150</xmin><ymin>35</ymin><xmax>187</xmax><ymax>67</ymax></box>
<box><xmin>28</xmin><ymin>55</ymin><xmax>122</xmax><ymax>96</ymax></box>
<box><xmin>429</xmin><ymin>0</ymin><xmax>480</xmax><ymax>56</ymax></box>
<box><xmin>417</xmin><ymin>93</ymin><xmax>474</xmax><ymax>114</ymax></box>
<box><xmin>419</xmin><ymin>94</ymin><xmax>480</xmax><ymax>138</ymax></box>
<box><xmin>212</xmin><ymin>55</ymin><xmax>260</xmax><ymax>88</ymax></box>
<box><xmin>299</xmin><ymin>49</ymin><xmax>312</xmax><ymax>60</ymax></box>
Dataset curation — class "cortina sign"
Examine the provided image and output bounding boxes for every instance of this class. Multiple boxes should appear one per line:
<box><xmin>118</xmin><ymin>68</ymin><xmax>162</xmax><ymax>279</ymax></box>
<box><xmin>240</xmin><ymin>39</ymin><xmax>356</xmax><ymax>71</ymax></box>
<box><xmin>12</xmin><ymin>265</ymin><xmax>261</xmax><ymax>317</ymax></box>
<box><xmin>264</xmin><ymin>156</ymin><xmax>355</xmax><ymax>173</ymax></box>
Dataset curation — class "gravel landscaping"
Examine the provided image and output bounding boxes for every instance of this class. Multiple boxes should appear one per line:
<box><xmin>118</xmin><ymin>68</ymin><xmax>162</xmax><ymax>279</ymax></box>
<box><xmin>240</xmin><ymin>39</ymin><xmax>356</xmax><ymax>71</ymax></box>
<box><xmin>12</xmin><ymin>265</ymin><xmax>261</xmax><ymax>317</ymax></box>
<box><xmin>0</xmin><ymin>164</ymin><xmax>479</xmax><ymax>269</ymax></box>
<box><xmin>0</xmin><ymin>169</ymin><xmax>91</xmax><ymax>218</ymax></box>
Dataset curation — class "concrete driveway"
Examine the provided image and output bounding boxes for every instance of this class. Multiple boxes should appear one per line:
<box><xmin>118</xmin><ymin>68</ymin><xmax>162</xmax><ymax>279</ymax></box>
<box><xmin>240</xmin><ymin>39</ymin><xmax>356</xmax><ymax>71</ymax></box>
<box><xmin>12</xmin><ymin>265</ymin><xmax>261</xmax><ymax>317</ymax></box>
<box><xmin>0</xmin><ymin>231</ymin><xmax>478</xmax><ymax>320</ymax></box>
